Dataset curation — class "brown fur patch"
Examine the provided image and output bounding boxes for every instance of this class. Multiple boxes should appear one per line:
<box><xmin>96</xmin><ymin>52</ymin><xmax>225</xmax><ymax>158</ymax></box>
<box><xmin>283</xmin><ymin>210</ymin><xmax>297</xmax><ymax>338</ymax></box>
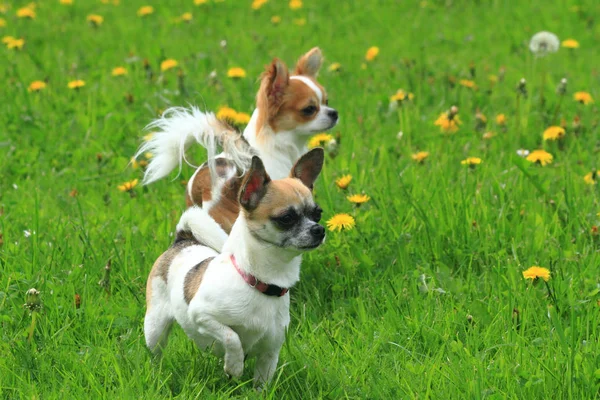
<box><xmin>256</xmin><ymin>59</ymin><xmax>289</xmax><ymax>136</ymax></box>
<box><xmin>187</xmin><ymin>159</ymin><xmax>237</xmax><ymax>207</ymax></box>
<box><xmin>145</xmin><ymin>235</ymin><xmax>198</xmax><ymax>307</ymax></box>
<box><xmin>208</xmin><ymin>176</ymin><xmax>242</xmax><ymax>233</ymax></box>
<box><xmin>246</xmin><ymin>178</ymin><xmax>312</xmax><ymax>221</ymax></box>
<box><xmin>183</xmin><ymin>257</ymin><xmax>214</xmax><ymax>304</ymax></box>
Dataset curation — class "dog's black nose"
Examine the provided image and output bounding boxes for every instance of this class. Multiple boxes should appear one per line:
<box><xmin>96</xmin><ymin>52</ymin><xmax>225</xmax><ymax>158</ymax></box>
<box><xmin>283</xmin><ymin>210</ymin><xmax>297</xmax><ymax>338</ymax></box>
<box><xmin>327</xmin><ymin>109</ymin><xmax>338</xmax><ymax>121</ymax></box>
<box><xmin>310</xmin><ymin>224</ymin><xmax>325</xmax><ymax>238</ymax></box>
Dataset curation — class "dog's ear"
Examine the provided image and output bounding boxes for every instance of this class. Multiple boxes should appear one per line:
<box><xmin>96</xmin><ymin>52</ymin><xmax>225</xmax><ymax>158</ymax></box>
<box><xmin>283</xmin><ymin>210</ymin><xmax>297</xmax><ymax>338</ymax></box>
<box><xmin>290</xmin><ymin>148</ymin><xmax>324</xmax><ymax>190</ymax></box>
<box><xmin>256</xmin><ymin>59</ymin><xmax>290</xmax><ymax>127</ymax></box>
<box><xmin>295</xmin><ymin>47</ymin><xmax>323</xmax><ymax>77</ymax></box>
<box><xmin>240</xmin><ymin>156</ymin><xmax>271</xmax><ymax>211</ymax></box>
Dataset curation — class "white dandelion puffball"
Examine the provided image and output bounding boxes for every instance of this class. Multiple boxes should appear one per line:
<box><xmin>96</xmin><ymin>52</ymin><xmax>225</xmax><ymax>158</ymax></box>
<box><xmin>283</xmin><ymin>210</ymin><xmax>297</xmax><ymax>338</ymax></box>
<box><xmin>529</xmin><ymin>31</ymin><xmax>560</xmax><ymax>57</ymax></box>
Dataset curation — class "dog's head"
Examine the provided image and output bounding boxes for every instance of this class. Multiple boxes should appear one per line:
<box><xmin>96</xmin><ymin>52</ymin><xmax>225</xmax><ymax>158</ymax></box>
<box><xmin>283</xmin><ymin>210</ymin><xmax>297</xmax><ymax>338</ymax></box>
<box><xmin>239</xmin><ymin>148</ymin><xmax>325</xmax><ymax>251</ymax></box>
<box><xmin>255</xmin><ymin>48</ymin><xmax>338</xmax><ymax>138</ymax></box>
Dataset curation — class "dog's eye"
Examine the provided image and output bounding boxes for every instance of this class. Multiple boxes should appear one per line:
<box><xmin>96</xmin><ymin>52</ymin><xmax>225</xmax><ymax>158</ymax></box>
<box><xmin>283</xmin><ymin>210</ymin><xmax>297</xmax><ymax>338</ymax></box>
<box><xmin>302</xmin><ymin>105</ymin><xmax>317</xmax><ymax>116</ymax></box>
<box><xmin>272</xmin><ymin>210</ymin><xmax>299</xmax><ymax>229</ymax></box>
<box><xmin>324</xmin><ymin>99</ymin><xmax>329</xmax><ymax>106</ymax></box>
<box><xmin>310</xmin><ymin>206</ymin><xmax>322</xmax><ymax>222</ymax></box>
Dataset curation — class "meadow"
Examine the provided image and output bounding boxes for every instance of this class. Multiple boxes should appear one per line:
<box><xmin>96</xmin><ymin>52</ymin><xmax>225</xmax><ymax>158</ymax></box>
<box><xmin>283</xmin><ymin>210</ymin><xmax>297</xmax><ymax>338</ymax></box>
<box><xmin>1</xmin><ymin>0</ymin><xmax>600</xmax><ymax>398</ymax></box>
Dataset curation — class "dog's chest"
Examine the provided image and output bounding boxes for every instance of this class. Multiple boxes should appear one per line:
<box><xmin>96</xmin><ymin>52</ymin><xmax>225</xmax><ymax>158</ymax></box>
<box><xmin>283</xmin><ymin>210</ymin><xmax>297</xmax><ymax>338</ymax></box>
<box><xmin>232</xmin><ymin>296</ymin><xmax>289</xmax><ymax>353</ymax></box>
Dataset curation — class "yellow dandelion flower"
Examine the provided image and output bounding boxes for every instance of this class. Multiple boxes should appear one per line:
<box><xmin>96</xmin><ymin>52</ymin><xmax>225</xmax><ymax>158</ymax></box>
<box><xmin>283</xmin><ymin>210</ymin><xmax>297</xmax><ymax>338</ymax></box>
<box><xmin>161</xmin><ymin>59</ymin><xmax>178</xmax><ymax>72</ymax></box>
<box><xmin>308</xmin><ymin>133</ymin><xmax>334</xmax><ymax>149</ymax></box>
<box><xmin>289</xmin><ymin>0</ymin><xmax>302</xmax><ymax>10</ymax></box>
<box><xmin>67</xmin><ymin>80</ymin><xmax>85</xmax><ymax>89</ymax></box>
<box><xmin>584</xmin><ymin>170</ymin><xmax>599</xmax><ymax>185</ymax></box>
<box><xmin>271</xmin><ymin>15</ymin><xmax>281</xmax><ymax>24</ymax></box>
<box><xmin>326</xmin><ymin>213</ymin><xmax>355</xmax><ymax>232</ymax></box>
<box><xmin>459</xmin><ymin>79</ymin><xmax>477</xmax><ymax>89</ymax></box>
<box><xmin>117</xmin><ymin>179</ymin><xmax>139</xmax><ymax>192</ymax></box>
<box><xmin>16</xmin><ymin>7</ymin><xmax>35</xmax><ymax>19</ymax></box>
<box><xmin>60</xmin><ymin>0</ymin><xmax>73</xmax><ymax>4</ymax></box>
<box><xmin>434</xmin><ymin>112</ymin><xmax>461</xmax><ymax>133</ymax></box>
<box><xmin>293</xmin><ymin>18</ymin><xmax>306</xmax><ymax>26</ymax></box>
<box><xmin>347</xmin><ymin>194</ymin><xmax>370</xmax><ymax>204</ymax></box>
<box><xmin>482</xmin><ymin>131</ymin><xmax>496</xmax><ymax>140</ymax></box>
<box><xmin>2</xmin><ymin>36</ymin><xmax>15</xmax><ymax>44</ymax></box>
<box><xmin>28</xmin><ymin>81</ymin><xmax>46</xmax><ymax>92</ymax></box>
<box><xmin>365</xmin><ymin>46</ymin><xmax>379</xmax><ymax>61</ymax></box>
<box><xmin>194</xmin><ymin>0</ymin><xmax>207</xmax><ymax>4</ymax></box>
<box><xmin>522</xmin><ymin>266</ymin><xmax>550</xmax><ymax>282</ymax></box>
<box><xmin>561</xmin><ymin>39</ymin><xmax>579</xmax><ymax>49</ymax></box>
<box><xmin>137</xmin><ymin>6</ymin><xmax>154</xmax><ymax>16</ymax></box>
<box><xmin>390</xmin><ymin>89</ymin><xmax>407</xmax><ymax>102</ymax></box>
<box><xmin>496</xmin><ymin>113</ymin><xmax>506</xmax><ymax>125</ymax></box>
<box><xmin>252</xmin><ymin>0</ymin><xmax>267</xmax><ymax>9</ymax></box>
<box><xmin>87</xmin><ymin>14</ymin><xmax>103</xmax><ymax>26</ymax></box>
<box><xmin>574</xmin><ymin>91</ymin><xmax>593</xmax><ymax>105</ymax></box>
<box><xmin>526</xmin><ymin>150</ymin><xmax>553</xmax><ymax>166</ymax></box>
<box><xmin>5</xmin><ymin>37</ymin><xmax>24</xmax><ymax>49</ymax></box>
<box><xmin>112</xmin><ymin>66</ymin><xmax>127</xmax><ymax>76</ymax></box>
<box><xmin>542</xmin><ymin>126</ymin><xmax>565</xmax><ymax>141</ymax></box>
<box><xmin>335</xmin><ymin>174</ymin><xmax>352</xmax><ymax>190</ymax></box>
<box><xmin>143</xmin><ymin>133</ymin><xmax>154</xmax><ymax>141</ymax></box>
<box><xmin>461</xmin><ymin>157</ymin><xmax>482</xmax><ymax>166</ymax></box>
<box><xmin>216</xmin><ymin>106</ymin><xmax>238</xmax><ymax>122</ymax></box>
<box><xmin>234</xmin><ymin>112</ymin><xmax>251</xmax><ymax>125</ymax></box>
<box><xmin>411</xmin><ymin>151</ymin><xmax>429</xmax><ymax>163</ymax></box>
<box><xmin>181</xmin><ymin>12</ymin><xmax>192</xmax><ymax>21</ymax></box>
<box><xmin>328</xmin><ymin>62</ymin><xmax>341</xmax><ymax>72</ymax></box>
<box><xmin>227</xmin><ymin>67</ymin><xmax>246</xmax><ymax>79</ymax></box>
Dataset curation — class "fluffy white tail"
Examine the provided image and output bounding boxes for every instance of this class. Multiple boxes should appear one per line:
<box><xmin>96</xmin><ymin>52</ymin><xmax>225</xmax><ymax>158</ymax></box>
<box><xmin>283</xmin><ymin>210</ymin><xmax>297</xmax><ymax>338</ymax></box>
<box><xmin>136</xmin><ymin>106</ymin><xmax>254</xmax><ymax>185</ymax></box>
<box><xmin>176</xmin><ymin>206</ymin><xmax>228</xmax><ymax>252</ymax></box>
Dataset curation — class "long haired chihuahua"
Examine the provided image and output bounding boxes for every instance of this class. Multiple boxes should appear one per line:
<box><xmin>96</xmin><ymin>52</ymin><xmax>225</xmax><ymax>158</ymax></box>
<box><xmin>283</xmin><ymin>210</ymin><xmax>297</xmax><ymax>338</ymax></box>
<box><xmin>144</xmin><ymin>148</ymin><xmax>325</xmax><ymax>385</ymax></box>
<box><xmin>136</xmin><ymin>48</ymin><xmax>337</xmax><ymax>233</ymax></box>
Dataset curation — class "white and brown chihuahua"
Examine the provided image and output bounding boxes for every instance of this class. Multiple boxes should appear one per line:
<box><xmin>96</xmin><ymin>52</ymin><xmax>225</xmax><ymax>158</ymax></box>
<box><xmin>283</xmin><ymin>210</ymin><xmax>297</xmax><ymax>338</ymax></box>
<box><xmin>144</xmin><ymin>148</ymin><xmax>325</xmax><ymax>386</ymax></box>
<box><xmin>136</xmin><ymin>48</ymin><xmax>337</xmax><ymax>233</ymax></box>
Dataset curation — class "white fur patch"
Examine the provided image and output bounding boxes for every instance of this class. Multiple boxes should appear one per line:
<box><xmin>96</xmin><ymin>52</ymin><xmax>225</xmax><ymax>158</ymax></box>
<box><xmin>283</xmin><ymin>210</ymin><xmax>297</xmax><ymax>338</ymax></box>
<box><xmin>176</xmin><ymin>207</ymin><xmax>228</xmax><ymax>252</ymax></box>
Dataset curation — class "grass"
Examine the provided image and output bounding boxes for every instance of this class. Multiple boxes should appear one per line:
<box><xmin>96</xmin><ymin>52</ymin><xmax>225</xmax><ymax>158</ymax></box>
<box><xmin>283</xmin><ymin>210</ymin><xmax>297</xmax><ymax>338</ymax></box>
<box><xmin>1</xmin><ymin>0</ymin><xmax>600</xmax><ymax>398</ymax></box>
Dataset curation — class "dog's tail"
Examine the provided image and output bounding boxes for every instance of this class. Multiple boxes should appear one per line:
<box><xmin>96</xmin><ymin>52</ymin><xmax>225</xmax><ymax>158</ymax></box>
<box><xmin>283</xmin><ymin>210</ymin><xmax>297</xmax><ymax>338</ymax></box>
<box><xmin>176</xmin><ymin>206</ymin><xmax>228</xmax><ymax>252</ymax></box>
<box><xmin>136</xmin><ymin>106</ymin><xmax>254</xmax><ymax>185</ymax></box>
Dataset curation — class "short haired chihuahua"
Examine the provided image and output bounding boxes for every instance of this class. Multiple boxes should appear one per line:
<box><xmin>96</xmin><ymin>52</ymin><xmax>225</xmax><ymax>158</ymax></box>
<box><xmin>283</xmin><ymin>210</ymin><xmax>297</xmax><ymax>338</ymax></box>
<box><xmin>144</xmin><ymin>148</ymin><xmax>325</xmax><ymax>386</ymax></box>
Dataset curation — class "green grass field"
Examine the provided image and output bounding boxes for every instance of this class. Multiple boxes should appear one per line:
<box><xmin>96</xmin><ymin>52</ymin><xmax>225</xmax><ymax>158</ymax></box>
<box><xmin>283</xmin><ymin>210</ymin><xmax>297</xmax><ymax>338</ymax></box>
<box><xmin>2</xmin><ymin>0</ymin><xmax>600</xmax><ymax>398</ymax></box>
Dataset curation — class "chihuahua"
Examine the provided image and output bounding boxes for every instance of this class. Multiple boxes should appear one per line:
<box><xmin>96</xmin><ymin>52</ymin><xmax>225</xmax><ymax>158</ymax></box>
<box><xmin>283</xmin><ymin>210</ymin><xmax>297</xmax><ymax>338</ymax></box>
<box><xmin>136</xmin><ymin>48</ymin><xmax>337</xmax><ymax>233</ymax></box>
<box><xmin>144</xmin><ymin>148</ymin><xmax>325</xmax><ymax>385</ymax></box>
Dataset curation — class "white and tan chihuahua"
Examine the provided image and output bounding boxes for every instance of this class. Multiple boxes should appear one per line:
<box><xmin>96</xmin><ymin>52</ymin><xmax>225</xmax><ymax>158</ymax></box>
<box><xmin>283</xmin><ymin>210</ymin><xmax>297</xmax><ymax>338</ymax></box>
<box><xmin>136</xmin><ymin>48</ymin><xmax>337</xmax><ymax>233</ymax></box>
<box><xmin>144</xmin><ymin>148</ymin><xmax>325</xmax><ymax>386</ymax></box>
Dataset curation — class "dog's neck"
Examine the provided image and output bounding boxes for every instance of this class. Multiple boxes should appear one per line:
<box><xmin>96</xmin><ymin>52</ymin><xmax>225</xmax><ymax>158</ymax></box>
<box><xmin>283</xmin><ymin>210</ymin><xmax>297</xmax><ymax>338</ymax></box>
<box><xmin>222</xmin><ymin>215</ymin><xmax>302</xmax><ymax>288</ymax></box>
<box><xmin>243</xmin><ymin>109</ymin><xmax>308</xmax><ymax>180</ymax></box>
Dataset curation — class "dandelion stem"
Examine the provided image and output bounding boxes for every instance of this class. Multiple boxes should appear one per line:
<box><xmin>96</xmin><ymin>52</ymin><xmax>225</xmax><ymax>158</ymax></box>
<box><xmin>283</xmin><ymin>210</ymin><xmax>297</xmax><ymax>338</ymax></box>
<box><xmin>27</xmin><ymin>311</ymin><xmax>38</xmax><ymax>342</ymax></box>
<box><xmin>552</xmin><ymin>96</ymin><xmax>563</xmax><ymax>125</ymax></box>
<box><xmin>539</xmin><ymin>69</ymin><xmax>546</xmax><ymax>110</ymax></box>
<box><xmin>516</xmin><ymin>94</ymin><xmax>521</xmax><ymax>145</ymax></box>
<box><xmin>544</xmin><ymin>280</ymin><xmax>559</xmax><ymax>313</ymax></box>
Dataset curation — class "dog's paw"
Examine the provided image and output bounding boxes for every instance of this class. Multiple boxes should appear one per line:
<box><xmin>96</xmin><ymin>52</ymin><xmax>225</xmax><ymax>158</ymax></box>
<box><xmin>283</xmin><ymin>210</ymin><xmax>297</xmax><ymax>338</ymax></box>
<box><xmin>224</xmin><ymin>354</ymin><xmax>244</xmax><ymax>378</ymax></box>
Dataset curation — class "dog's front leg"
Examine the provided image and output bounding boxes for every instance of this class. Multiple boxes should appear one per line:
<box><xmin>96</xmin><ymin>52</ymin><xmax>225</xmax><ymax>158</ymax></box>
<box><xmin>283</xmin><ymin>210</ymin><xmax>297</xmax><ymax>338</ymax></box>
<box><xmin>197</xmin><ymin>317</ymin><xmax>244</xmax><ymax>378</ymax></box>
<box><xmin>253</xmin><ymin>330</ymin><xmax>284</xmax><ymax>386</ymax></box>
<box><xmin>253</xmin><ymin>349</ymin><xmax>280</xmax><ymax>386</ymax></box>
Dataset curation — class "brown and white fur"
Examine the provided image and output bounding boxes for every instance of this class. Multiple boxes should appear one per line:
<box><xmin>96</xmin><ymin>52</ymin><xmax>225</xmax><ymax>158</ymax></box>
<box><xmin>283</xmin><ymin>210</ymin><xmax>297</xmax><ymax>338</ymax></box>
<box><xmin>136</xmin><ymin>48</ymin><xmax>337</xmax><ymax>233</ymax></box>
<box><xmin>144</xmin><ymin>149</ymin><xmax>325</xmax><ymax>386</ymax></box>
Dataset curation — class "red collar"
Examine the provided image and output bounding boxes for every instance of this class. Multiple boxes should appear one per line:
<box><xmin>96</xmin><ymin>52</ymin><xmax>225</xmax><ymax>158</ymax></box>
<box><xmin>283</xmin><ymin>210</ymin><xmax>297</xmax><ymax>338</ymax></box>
<box><xmin>230</xmin><ymin>254</ymin><xmax>289</xmax><ymax>297</ymax></box>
